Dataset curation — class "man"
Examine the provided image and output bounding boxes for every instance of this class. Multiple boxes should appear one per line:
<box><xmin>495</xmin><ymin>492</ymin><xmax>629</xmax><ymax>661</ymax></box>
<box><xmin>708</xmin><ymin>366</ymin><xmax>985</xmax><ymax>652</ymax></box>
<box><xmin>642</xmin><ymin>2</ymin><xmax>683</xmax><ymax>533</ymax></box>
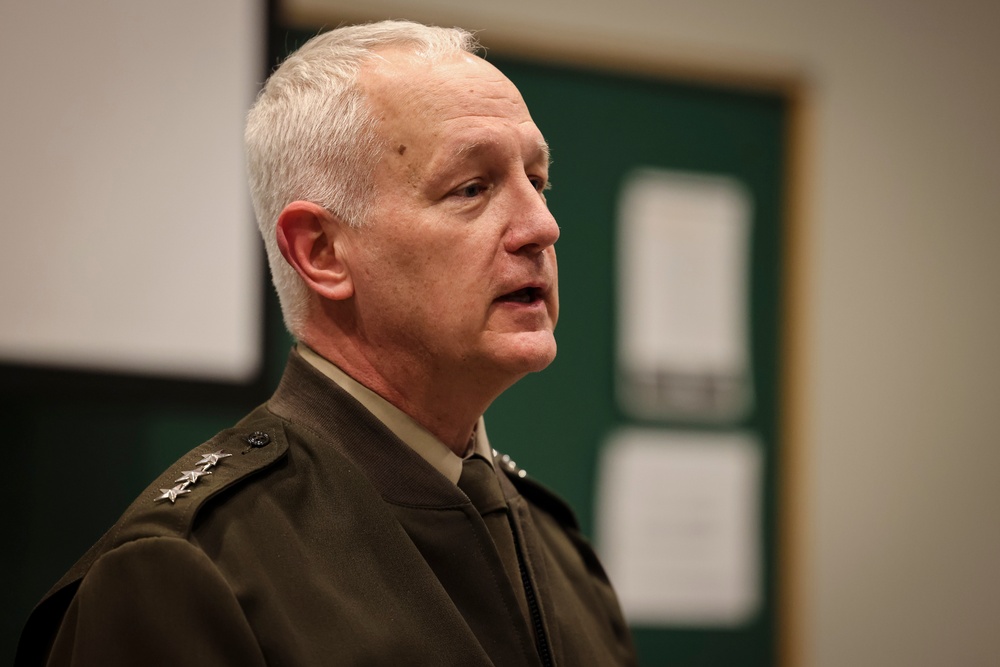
<box><xmin>17</xmin><ymin>20</ymin><xmax>637</xmax><ymax>666</ymax></box>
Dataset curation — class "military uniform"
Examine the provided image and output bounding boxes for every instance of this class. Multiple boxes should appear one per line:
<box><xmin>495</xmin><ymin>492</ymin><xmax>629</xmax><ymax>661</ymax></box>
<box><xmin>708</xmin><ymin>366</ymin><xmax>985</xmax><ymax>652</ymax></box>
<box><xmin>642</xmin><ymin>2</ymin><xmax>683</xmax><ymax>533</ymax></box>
<box><xmin>17</xmin><ymin>350</ymin><xmax>637</xmax><ymax>666</ymax></box>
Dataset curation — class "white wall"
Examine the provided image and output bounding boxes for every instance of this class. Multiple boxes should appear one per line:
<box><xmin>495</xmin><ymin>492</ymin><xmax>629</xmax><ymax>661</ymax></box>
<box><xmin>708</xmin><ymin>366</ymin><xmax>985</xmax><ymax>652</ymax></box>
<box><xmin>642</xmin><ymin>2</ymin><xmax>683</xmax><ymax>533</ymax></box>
<box><xmin>285</xmin><ymin>1</ymin><xmax>1000</xmax><ymax>665</ymax></box>
<box><xmin>0</xmin><ymin>1</ymin><xmax>263</xmax><ymax>381</ymax></box>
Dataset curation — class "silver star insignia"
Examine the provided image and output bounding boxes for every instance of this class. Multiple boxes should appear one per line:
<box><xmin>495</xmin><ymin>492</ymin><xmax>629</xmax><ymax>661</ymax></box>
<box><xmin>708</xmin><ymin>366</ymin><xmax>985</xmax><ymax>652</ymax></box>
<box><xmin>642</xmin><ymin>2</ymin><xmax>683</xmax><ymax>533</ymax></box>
<box><xmin>155</xmin><ymin>484</ymin><xmax>192</xmax><ymax>503</ymax></box>
<box><xmin>196</xmin><ymin>450</ymin><xmax>232</xmax><ymax>467</ymax></box>
<box><xmin>176</xmin><ymin>469</ymin><xmax>211</xmax><ymax>484</ymax></box>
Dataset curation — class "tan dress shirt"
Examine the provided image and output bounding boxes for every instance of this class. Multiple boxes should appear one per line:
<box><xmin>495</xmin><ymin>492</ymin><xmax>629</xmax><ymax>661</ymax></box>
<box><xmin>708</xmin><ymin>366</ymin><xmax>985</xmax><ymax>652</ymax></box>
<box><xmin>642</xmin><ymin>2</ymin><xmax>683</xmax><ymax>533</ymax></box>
<box><xmin>297</xmin><ymin>344</ymin><xmax>493</xmax><ymax>484</ymax></box>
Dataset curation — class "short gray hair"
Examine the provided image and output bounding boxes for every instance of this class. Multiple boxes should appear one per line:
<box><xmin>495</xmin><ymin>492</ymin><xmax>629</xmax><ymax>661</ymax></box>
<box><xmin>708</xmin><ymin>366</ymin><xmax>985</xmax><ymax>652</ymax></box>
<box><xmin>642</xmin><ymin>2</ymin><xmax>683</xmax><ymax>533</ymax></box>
<box><xmin>245</xmin><ymin>20</ymin><xmax>480</xmax><ymax>337</ymax></box>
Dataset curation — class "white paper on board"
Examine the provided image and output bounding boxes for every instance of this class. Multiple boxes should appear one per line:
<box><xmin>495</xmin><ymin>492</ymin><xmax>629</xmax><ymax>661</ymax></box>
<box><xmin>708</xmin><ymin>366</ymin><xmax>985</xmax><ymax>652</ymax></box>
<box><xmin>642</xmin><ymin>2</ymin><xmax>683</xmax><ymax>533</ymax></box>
<box><xmin>596</xmin><ymin>428</ymin><xmax>762</xmax><ymax>626</ymax></box>
<box><xmin>616</xmin><ymin>168</ymin><xmax>753</xmax><ymax>421</ymax></box>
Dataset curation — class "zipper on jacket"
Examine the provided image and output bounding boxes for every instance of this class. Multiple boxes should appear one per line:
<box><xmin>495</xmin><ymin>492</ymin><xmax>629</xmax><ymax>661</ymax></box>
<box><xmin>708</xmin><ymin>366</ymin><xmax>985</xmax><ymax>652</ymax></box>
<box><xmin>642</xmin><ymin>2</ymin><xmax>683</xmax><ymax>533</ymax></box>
<box><xmin>512</xmin><ymin>525</ymin><xmax>554</xmax><ymax>667</ymax></box>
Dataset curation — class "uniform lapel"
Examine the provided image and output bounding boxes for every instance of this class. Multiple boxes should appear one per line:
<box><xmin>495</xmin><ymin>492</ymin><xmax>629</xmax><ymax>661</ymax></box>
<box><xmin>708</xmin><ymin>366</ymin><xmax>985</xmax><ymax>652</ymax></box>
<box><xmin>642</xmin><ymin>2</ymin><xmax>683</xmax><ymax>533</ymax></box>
<box><xmin>269</xmin><ymin>351</ymin><xmax>542</xmax><ymax>667</ymax></box>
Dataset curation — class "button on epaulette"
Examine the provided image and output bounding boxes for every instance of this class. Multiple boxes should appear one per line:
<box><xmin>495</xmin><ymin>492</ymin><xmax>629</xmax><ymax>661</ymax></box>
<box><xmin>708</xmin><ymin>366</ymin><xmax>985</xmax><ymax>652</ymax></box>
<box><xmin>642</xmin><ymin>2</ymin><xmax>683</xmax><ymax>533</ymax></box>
<box><xmin>243</xmin><ymin>430</ymin><xmax>271</xmax><ymax>451</ymax></box>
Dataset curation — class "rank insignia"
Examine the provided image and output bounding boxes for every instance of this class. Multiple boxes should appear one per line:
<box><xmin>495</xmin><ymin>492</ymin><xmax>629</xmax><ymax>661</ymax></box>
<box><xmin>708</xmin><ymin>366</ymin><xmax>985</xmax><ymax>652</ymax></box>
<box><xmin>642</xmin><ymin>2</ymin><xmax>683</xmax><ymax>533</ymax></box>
<box><xmin>196</xmin><ymin>450</ymin><xmax>233</xmax><ymax>467</ymax></box>
<box><xmin>155</xmin><ymin>484</ymin><xmax>191</xmax><ymax>504</ymax></box>
<box><xmin>176</xmin><ymin>469</ymin><xmax>211</xmax><ymax>484</ymax></box>
<box><xmin>154</xmin><ymin>447</ymin><xmax>235</xmax><ymax>503</ymax></box>
<box><xmin>497</xmin><ymin>451</ymin><xmax>529</xmax><ymax>479</ymax></box>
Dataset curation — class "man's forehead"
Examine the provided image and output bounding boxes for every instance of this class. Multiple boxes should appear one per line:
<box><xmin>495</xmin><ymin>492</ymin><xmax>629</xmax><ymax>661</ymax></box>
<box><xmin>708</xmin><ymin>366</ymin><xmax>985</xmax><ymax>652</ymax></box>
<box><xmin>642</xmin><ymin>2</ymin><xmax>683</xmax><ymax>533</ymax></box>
<box><xmin>364</xmin><ymin>47</ymin><xmax>489</xmax><ymax>80</ymax></box>
<box><xmin>362</xmin><ymin>49</ymin><xmax>461</xmax><ymax>94</ymax></box>
<box><xmin>361</xmin><ymin>49</ymin><xmax>523</xmax><ymax>115</ymax></box>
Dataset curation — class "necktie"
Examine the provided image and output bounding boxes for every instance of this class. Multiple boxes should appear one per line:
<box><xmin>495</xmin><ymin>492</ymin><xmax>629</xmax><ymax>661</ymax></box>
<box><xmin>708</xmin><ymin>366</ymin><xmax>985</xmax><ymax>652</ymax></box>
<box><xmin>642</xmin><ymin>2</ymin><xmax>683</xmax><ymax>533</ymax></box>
<box><xmin>458</xmin><ymin>455</ymin><xmax>531</xmax><ymax>624</ymax></box>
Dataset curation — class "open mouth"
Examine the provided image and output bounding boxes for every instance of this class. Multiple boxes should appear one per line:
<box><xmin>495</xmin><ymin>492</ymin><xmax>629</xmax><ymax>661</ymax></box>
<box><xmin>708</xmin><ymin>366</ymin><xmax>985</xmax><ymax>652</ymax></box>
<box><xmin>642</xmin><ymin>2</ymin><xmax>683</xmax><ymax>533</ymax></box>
<box><xmin>497</xmin><ymin>286</ymin><xmax>543</xmax><ymax>304</ymax></box>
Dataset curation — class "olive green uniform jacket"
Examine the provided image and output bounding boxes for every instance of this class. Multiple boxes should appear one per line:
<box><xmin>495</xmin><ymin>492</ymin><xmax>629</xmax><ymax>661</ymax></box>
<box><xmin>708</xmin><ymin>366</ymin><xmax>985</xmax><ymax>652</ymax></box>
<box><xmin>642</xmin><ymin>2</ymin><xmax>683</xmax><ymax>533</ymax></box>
<box><xmin>17</xmin><ymin>351</ymin><xmax>637</xmax><ymax>666</ymax></box>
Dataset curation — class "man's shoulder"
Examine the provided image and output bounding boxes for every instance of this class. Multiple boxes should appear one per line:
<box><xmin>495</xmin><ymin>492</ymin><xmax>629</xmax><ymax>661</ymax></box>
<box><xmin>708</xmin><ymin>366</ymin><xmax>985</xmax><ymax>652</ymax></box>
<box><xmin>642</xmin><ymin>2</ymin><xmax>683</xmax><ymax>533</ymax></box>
<box><xmin>50</xmin><ymin>407</ymin><xmax>290</xmax><ymax>594</ymax></box>
<box><xmin>17</xmin><ymin>406</ymin><xmax>293</xmax><ymax>665</ymax></box>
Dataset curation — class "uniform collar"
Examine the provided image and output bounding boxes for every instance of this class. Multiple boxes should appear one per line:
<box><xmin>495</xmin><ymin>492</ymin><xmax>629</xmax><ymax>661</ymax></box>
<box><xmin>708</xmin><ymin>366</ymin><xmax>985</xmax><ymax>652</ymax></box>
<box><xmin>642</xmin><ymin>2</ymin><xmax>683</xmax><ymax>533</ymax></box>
<box><xmin>297</xmin><ymin>343</ymin><xmax>492</xmax><ymax>484</ymax></box>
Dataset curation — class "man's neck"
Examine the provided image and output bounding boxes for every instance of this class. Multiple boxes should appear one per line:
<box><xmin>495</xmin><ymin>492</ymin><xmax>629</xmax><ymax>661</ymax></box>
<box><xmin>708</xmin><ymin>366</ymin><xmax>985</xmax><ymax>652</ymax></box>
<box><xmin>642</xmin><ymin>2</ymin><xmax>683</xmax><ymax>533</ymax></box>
<box><xmin>300</xmin><ymin>332</ymin><xmax>504</xmax><ymax>455</ymax></box>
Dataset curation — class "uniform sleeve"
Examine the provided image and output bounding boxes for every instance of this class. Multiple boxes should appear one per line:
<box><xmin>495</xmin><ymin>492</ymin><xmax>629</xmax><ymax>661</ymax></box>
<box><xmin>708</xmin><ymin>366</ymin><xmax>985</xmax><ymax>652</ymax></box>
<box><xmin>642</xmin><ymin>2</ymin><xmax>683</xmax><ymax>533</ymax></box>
<box><xmin>44</xmin><ymin>537</ymin><xmax>267</xmax><ymax>667</ymax></box>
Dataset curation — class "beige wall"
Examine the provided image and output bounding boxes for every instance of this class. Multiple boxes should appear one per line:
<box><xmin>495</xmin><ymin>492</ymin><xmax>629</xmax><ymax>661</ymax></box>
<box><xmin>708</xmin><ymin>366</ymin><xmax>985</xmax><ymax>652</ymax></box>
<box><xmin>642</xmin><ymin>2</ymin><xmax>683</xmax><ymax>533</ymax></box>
<box><xmin>286</xmin><ymin>1</ymin><xmax>1000</xmax><ymax>665</ymax></box>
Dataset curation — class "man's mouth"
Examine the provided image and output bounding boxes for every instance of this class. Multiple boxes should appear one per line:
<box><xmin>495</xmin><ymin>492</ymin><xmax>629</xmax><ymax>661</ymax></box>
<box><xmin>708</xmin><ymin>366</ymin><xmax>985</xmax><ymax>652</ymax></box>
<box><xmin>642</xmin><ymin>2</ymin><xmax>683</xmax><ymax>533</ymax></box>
<box><xmin>497</xmin><ymin>286</ymin><xmax>543</xmax><ymax>304</ymax></box>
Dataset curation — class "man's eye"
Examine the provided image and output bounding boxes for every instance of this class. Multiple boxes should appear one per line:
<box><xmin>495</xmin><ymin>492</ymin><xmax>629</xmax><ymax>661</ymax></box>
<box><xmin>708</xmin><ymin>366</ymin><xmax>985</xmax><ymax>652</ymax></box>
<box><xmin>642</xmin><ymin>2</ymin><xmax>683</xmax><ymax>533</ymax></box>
<box><xmin>454</xmin><ymin>183</ymin><xmax>486</xmax><ymax>198</ymax></box>
<box><xmin>530</xmin><ymin>176</ymin><xmax>550</xmax><ymax>192</ymax></box>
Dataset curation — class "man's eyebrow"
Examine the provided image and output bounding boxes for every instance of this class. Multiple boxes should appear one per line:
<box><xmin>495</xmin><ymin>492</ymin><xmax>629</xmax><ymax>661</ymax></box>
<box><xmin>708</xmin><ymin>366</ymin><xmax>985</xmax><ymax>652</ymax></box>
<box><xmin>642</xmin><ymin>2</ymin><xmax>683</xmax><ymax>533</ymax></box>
<box><xmin>450</xmin><ymin>138</ymin><xmax>551</xmax><ymax>165</ymax></box>
<box><xmin>452</xmin><ymin>139</ymin><xmax>501</xmax><ymax>160</ymax></box>
<box><xmin>535</xmin><ymin>139</ymin><xmax>552</xmax><ymax>166</ymax></box>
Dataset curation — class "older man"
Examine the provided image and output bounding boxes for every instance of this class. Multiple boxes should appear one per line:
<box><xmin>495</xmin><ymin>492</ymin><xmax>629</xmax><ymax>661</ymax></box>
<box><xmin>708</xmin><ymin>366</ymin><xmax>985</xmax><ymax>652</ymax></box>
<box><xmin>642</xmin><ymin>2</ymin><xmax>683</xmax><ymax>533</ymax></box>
<box><xmin>17</xmin><ymin>20</ymin><xmax>637</xmax><ymax>667</ymax></box>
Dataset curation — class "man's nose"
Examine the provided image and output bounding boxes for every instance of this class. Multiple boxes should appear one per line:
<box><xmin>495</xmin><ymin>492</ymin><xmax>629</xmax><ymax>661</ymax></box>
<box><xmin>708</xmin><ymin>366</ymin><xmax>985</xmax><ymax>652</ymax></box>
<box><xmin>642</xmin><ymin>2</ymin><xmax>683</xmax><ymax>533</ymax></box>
<box><xmin>504</xmin><ymin>181</ymin><xmax>560</xmax><ymax>255</ymax></box>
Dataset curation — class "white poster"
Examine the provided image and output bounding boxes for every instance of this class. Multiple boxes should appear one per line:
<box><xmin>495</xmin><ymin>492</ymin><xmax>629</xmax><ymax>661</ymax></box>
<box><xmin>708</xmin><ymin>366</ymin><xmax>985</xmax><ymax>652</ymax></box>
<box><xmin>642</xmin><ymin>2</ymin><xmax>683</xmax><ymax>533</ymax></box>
<box><xmin>596</xmin><ymin>428</ymin><xmax>762</xmax><ymax>626</ymax></box>
<box><xmin>616</xmin><ymin>168</ymin><xmax>753</xmax><ymax>421</ymax></box>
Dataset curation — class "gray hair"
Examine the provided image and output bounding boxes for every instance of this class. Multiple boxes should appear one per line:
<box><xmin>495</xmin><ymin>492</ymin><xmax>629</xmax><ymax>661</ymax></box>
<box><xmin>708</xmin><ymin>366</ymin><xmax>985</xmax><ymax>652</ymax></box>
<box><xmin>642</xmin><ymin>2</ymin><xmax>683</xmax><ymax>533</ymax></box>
<box><xmin>245</xmin><ymin>20</ymin><xmax>480</xmax><ymax>337</ymax></box>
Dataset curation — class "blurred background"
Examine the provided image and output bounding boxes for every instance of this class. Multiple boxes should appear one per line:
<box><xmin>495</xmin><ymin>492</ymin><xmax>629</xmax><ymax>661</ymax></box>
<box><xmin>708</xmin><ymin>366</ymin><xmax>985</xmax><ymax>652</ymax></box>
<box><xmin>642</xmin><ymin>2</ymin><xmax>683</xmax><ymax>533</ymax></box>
<box><xmin>2</xmin><ymin>1</ymin><xmax>998</xmax><ymax>665</ymax></box>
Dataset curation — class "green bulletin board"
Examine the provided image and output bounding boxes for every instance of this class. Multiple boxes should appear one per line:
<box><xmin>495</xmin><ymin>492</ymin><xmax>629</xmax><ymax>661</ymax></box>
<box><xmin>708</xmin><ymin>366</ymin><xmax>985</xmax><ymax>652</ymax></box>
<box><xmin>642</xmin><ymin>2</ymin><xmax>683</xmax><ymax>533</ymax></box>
<box><xmin>482</xmin><ymin>55</ymin><xmax>789</xmax><ymax>666</ymax></box>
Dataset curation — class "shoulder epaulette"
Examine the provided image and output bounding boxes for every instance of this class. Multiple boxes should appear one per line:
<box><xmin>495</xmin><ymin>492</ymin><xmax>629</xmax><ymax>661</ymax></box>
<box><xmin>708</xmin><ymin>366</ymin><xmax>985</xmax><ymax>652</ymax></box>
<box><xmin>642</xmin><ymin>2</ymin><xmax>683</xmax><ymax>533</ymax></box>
<box><xmin>48</xmin><ymin>409</ymin><xmax>288</xmax><ymax>595</ymax></box>
<box><xmin>17</xmin><ymin>409</ymin><xmax>289</xmax><ymax>666</ymax></box>
<box><xmin>115</xmin><ymin>412</ymin><xmax>288</xmax><ymax>545</ymax></box>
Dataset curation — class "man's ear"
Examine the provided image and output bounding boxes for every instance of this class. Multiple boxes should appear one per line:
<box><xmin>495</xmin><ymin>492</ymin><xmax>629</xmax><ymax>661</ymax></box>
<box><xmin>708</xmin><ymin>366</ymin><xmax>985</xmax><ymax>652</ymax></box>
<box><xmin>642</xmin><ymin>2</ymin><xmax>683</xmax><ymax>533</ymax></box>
<box><xmin>275</xmin><ymin>201</ymin><xmax>354</xmax><ymax>301</ymax></box>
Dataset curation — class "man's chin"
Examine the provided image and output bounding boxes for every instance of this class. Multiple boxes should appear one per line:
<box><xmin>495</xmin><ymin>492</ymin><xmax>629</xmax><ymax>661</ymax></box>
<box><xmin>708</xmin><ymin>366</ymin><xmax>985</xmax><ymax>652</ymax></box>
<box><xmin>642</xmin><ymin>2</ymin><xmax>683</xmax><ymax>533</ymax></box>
<box><xmin>489</xmin><ymin>331</ymin><xmax>557</xmax><ymax>375</ymax></box>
